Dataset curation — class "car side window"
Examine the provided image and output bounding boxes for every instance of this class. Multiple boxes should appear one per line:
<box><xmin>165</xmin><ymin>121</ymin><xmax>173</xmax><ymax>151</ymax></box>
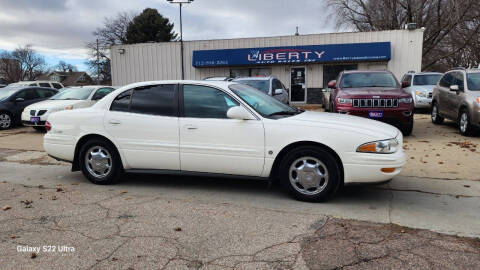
<box><xmin>110</xmin><ymin>89</ymin><xmax>133</xmax><ymax>112</ymax></box>
<box><xmin>183</xmin><ymin>84</ymin><xmax>239</xmax><ymax>119</ymax></box>
<box><xmin>272</xmin><ymin>79</ymin><xmax>283</xmax><ymax>91</ymax></box>
<box><xmin>19</xmin><ymin>89</ymin><xmax>40</xmax><ymax>100</ymax></box>
<box><xmin>39</xmin><ymin>83</ymin><xmax>51</xmax><ymax>88</ymax></box>
<box><xmin>452</xmin><ymin>72</ymin><xmax>465</xmax><ymax>91</ymax></box>
<box><xmin>36</xmin><ymin>89</ymin><xmax>55</xmax><ymax>98</ymax></box>
<box><xmin>92</xmin><ymin>88</ymin><xmax>114</xmax><ymax>100</ymax></box>
<box><xmin>402</xmin><ymin>75</ymin><xmax>412</xmax><ymax>85</ymax></box>
<box><xmin>52</xmin><ymin>83</ymin><xmax>63</xmax><ymax>89</ymax></box>
<box><xmin>130</xmin><ymin>84</ymin><xmax>176</xmax><ymax>116</ymax></box>
<box><xmin>439</xmin><ymin>73</ymin><xmax>452</xmax><ymax>88</ymax></box>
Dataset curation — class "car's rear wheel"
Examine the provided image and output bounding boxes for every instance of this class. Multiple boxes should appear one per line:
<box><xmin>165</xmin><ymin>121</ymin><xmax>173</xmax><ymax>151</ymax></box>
<box><xmin>431</xmin><ymin>102</ymin><xmax>444</xmax><ymax>124</ymax></box>
<box><xmin>0</xmin><ymin>112</ymin><xmax>12</xmax><ymax>130</ymax></box>
<box><xmin>459</xmin><ymin>109</ymin><xmax>474</xmax><ymax>136</ymax></box>
<box><xmin>79</xmin><ymin>138</ymin><xmax>122</xmax><ymax>184</ymax></box>
<box><xmin>279</xmin><ymin>146</ymin><xmax>341</xmax><ymax>202</ymax></box>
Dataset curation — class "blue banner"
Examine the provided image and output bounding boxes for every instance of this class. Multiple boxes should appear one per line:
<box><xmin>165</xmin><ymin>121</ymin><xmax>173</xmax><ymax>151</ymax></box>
<box><xmin>192</xmin><ymin>42</ymin><xmax>391</xmax><ymax>67</ymax></box>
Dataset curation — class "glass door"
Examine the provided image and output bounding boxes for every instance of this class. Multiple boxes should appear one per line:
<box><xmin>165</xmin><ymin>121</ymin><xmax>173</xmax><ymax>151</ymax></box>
<box><xmin>290</xmin><ymin>67</ymin><xmax>306</xmax><ymax>103</ymax></box>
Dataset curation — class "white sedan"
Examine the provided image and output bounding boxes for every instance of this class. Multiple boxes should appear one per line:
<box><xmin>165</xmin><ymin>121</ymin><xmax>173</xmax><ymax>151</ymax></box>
<box><xmin>44</xmin><ymin>80</ymin><xmax>407</xmax><ymax>201</ymax></box>
<box><xmin>21</xmin><ymin>86</ymin><xmax>115</xmax><ymax>130</ymax></box>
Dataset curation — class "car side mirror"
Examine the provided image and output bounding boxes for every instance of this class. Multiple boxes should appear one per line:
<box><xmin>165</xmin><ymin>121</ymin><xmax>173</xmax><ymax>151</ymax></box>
<box><xmin>450</xmin><ymin>85</ymin><xmax>459</xmax><ymax>91</ymax></box>
<box><xmin>327</xmin><ymin>80</ymin><xmax>336</xmax><ymax>89</ymax></box>
<box><xmin>402</xmin><ymin>81</ymin><xmax>410</xmax><ymax>88</ymax></box>
<box><xmin>273</xmin><ymin>89</ymin><xmax>283</xmax><ymax>95</ymax></box>
<box><xmin>227</xmin><ymin>106</ymin><xmax>256</xmax><ymax>120</ymax></box>
<box><xmin>15</xmin><ymin>97</ymin><xmax>25</xmax><ymax>102</ymax></box>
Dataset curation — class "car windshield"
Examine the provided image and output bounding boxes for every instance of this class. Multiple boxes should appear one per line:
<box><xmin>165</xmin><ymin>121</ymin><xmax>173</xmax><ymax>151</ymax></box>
<box><xmin>0</xmin><ymin>87</ymin><xmax>20</xmax><ymax>101</ymax></box>
<box><xmin>235</xmin><ymin>80</ymin><xmax>270</xmax><ymax>94</ymax></box>
<box><xmin>467</xmin><ymin>73</ymin><xmax>480</xmax><ymax>91</ymax></box>
<box><xmin>413</xmin><ymin>74</ymin><xmax>442</xmax><ymax>86</ymax></box>
<box><xmin>229</xmin><ymin>83</ymin><xmax>299</xmax><ymax>118</ymax></box>
<box><xmin>50</xmin><ymin>87</ymin><xmax>95</xmax><ymax>100</ymax></box>
<box><xmin>340</xmin><ymin>73</ymin><xmax>398</xmax><ymax>88</ymax></box>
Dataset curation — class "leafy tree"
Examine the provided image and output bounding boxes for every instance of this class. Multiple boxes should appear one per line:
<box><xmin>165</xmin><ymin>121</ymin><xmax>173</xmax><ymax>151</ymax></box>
<box><xmin>125</xmin><ymin>8</ymin><xmax>177</xmax><ymax>44</ymax></box>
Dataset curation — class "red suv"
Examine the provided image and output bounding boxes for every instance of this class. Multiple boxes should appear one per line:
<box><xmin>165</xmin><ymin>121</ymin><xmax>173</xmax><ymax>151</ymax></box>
<box><xmin>327</xmin><ymin>70</ymin><xmax>414</xmax><ymax>135</ymax></box>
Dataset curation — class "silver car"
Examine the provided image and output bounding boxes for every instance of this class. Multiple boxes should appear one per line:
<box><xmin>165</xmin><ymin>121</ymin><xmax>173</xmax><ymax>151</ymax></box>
<box><xmin>431</xmin><ymin>68</ymin><xmax>480</xmax><ymax>136</ymax></box>
<box><xmin>233</xmin><ymin>76</ymin><xmax>289</xmax><ymax>104</ymax></box>
<box><xmin>401</xmin><ymin>72</ymin><xmax>442</xmax><ymax>109</ymax></box>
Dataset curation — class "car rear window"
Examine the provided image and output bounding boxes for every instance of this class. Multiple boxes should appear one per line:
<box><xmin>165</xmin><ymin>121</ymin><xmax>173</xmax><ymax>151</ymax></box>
<box><xmin>235</xmin><ymin>80</ymin><xmax>269</xmax><ymax>94</ymax></box>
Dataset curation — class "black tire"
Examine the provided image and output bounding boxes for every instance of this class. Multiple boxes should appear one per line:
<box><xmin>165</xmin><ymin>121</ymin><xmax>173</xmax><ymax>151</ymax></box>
<box><xmin>431</xmin><ymin>102</ymin><xmax>444</xmax><ymax>124</ymax></box>
<box><xmin>458</xmin><ymin>109</ymin><xmax>474</xmax><ymax>136</ymax></box>
<box><xmin>330</xmin><ymin>101</ymin><xmax>335</xmax><ymax>113</ymax></box>
<box><xmin>79</xmin><ymin>138</ymin><xmax>123</xmax><ymax>185</ymax></box>
<box><xmin>33</xmin><ymin>126</ymin><xmax>46</xmax><ymax>132</ymax></box>
<box><xmin>400</xmin><ymin>119</ymin><xmax>414</xmax><ymax>136</ymax></box>
<box><xmin>0</xmin><ymin>111</ymin><xmax>13</xmax><ymax>130</ymax></box>
<box><xmin>278</xmin><ymin>146</ymin><xmax>341</xmax><ymax>202</ymax></box>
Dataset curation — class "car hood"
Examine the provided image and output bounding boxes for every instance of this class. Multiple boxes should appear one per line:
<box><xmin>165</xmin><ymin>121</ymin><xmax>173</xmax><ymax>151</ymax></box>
<box><xmin>411</xmin><ymin>85</ymin><xmax>435</xmax><ymax>93</ymax></box>
<box><xmin>25</xmin><ymin>100</ymin><xmax>86</xmax><ymax>110</ymax></box>
<box><xmin>338</xmin><ymin>87</ymin><xmax>410</xmax><ymax>98</ymax></box>
<box><xmin>284</xmin><ymin>111</ymin><xmax>399</xmax><ymax>139</ymax></box>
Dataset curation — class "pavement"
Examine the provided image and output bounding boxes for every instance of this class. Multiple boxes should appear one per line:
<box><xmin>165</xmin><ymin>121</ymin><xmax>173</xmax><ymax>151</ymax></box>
<box><xmin>0</xmin><ymin>112</ymin><xmax>479</xmax><ymax>269</ymax></box>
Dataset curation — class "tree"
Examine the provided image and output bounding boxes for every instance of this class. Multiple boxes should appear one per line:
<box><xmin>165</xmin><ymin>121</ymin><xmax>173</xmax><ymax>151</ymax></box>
<box><xmin>0</xmin><ymin>51</ymin><xmax>22</xmax><ymax>83</ymax></box>
<box><xmin>53</xmin><ymin>61</ymin><xmax>77</xmax><ymax>72</ymax></box>
<box><xmin>125</xmin><ymin>8</ymin><xmax>177</xmax><ymax>44</ymax></box>
<box><xmin>1</xmin><ymin>45</ymin><xmax>46</xmax><ymax>81</ymax></box>
<box><xmin>328</xmin><ymin>0</ymin><xmax>480</xmax><ymax>71</ymax></box>
<box><xmin>85</xmin><ymin>12</ymin><xmax>135</xmax><ymax>85</ymax></box>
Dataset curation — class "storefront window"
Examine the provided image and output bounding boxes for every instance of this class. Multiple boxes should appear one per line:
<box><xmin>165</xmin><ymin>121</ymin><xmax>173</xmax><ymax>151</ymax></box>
<box><xmin>230</xmin><ymin>68</ymin><xmax>272</xmax><ymax>78</ymax></box>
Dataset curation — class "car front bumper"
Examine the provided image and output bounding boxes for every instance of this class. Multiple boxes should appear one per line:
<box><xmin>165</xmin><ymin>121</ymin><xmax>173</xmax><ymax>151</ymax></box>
<box><xmin>414</xmin><ymin>96</ymin><xmax>432</xmax><ymax>109</ymax></box>
<box><xmin>21</xmin><ymin>110</ymin><xmax>50</xmax><ymax>127</ymax></box>
<box><xmin>342</xmin><ymin>149</ymin><xmax>407</xmax><ymax>183</ymax></box>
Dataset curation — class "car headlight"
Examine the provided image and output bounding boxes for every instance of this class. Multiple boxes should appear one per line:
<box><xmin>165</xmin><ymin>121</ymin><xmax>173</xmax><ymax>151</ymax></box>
<box><xmin>357</xmin><ymin>138</ymin><xmax>399</xmax><ymax>154</ymax></box>
<box><xmin>337</xmin><ymin>98</ymin><xmax>352</xmax><ymax>104</ymax></box>
<box><xmin>65</xmin><ymin>105</ymin><xmax>74</xmax><ymax>110</ymax></box>
<box><xmin>399</xmin><ymin>98</ymin><xmax>413</xmax><ymax>103</ymax></box>
<box><xmin>415</xmin><ymin>91</ymin><xmax>427</xmax><ymax>97</ymax></box>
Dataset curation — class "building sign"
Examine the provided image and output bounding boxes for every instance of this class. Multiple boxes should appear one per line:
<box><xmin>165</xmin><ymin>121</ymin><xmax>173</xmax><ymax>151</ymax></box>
<box><xmin>192</xmin><ymin>42</ymin><xmax>391</xmax><ymax>67</ymax></box>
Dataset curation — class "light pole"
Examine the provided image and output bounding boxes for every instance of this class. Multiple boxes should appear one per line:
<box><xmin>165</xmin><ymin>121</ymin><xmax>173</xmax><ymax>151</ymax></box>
<box><xmin>167</xmin><ymin>0</ymin><xmax>194</xmax><ymax>80</ymax></box>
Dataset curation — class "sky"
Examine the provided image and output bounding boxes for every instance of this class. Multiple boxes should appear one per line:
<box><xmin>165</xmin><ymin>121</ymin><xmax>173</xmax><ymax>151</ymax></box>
<box><xmin>0</xmin><ymin>0</ymin><xmax>336</xmax><ymax>72</ymax></box>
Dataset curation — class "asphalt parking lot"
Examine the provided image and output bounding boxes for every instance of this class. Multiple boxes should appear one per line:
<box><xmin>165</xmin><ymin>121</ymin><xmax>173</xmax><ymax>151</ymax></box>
<box><xmin>1</xmin><ymin>112</ymin><xmax>479</xmax><ymax>269</ymax></box>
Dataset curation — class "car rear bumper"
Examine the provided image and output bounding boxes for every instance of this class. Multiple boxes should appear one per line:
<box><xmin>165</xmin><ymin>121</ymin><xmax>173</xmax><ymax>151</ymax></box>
<box><xmin>343</xmin><ymin>150</ymin><xmax>407</xmax><ymax>183</ymax></box>
<box><xmin>44</xmin><ymin>134</ymin><xmax>76</xmax><ymax>162</ymax></box>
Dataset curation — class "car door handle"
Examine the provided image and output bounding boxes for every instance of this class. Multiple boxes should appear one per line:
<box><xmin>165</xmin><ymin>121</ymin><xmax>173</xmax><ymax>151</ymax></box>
<box><xmin>184</xmin><ymin>124</ymin><xmax>198</xmax><ymax>130</ymax></box>
<box><xmin>109</xmin><ymin>120</ymin><xmax>121</xmax><ymax>125</ymax></box>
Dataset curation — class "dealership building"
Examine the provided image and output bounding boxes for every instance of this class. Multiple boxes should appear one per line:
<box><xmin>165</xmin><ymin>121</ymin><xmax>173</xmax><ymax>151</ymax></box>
<box><xmin>111</xmin><ymin>29</ymin><xmax>424</xmax><ymax>104</ymax></box>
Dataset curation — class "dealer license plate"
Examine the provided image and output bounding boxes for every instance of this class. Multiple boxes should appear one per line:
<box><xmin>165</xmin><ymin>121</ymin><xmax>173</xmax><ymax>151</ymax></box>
<box><xmin>368</xmin><ymin>111</ymin><xmax>383</xmax><ymax>118</ymax></box>
<box><xmin>30</xmin><ymin>116</ymin><xmax>40</xmax><ymax>123</ymax></box>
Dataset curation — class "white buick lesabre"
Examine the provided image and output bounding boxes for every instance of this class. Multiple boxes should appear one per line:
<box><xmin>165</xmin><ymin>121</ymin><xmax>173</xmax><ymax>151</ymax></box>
<box><xmin>44</xmin><ymin>80</ymin><xmax>406</xmax><ymax>201</ymax></box>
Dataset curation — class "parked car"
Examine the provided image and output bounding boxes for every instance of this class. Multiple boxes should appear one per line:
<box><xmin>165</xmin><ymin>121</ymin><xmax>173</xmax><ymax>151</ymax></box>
<box><xmin>233</xmin><ymin>76</ymin><xmax>289</xmax><ymax>104</ymax></box>
<box><xmin>203</xmin><ymin>76</ymin><xmax>234</xmax><ymax>81</ymax></box>
<box><xmin>44</xmin><ymin>80</ymin><xmax>406</xmax><ymax>202</ymax></box>
<box><xmin>10</xmin><ymin>80</ymin><xmax>64</xmax><ymax>90</ymax></box>
<box><xmin>400</xmin><ymin>71</ymin><xmax>442</xmax><ymax>109</ymax></box>
<box><xmin>326</xmin><ymin>70</ymin><xmax>414</xmax><ymax>135</ymax></box>
<box><xmin>0</xmin><ymin>86</ymin><xmax>58</xmax><ymax>130</ymax></box>
<box><xmin>431</xmin><ymin>68</ymin><xmax>480</xmax><ymax>136</ymax></box>
<box><xmin>21</xmin><ymin>86</ymin><xmax>115</xmax><ymax>131</ymax></box>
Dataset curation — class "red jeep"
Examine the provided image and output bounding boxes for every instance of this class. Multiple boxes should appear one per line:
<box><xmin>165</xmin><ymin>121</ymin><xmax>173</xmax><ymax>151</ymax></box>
<box><xmin>327</xmin><ymin>70</ymin><xmax>414</xmax><ymax>135</ymax></box>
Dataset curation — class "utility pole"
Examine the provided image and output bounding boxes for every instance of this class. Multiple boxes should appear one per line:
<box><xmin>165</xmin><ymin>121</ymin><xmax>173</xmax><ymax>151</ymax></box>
<box><xmin>96</xmin><ymin>38</ymin><xmax>100</xmax><ymax>85</ymax></box>
<box><xmin>167</xmin><ymin>0</ymin><xmax>194</xmax><ymax>80</ymax></box>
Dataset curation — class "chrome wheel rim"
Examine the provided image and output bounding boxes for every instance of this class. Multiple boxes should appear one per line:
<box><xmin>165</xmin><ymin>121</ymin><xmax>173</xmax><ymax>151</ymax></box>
<box><xmin>85</xmin><ymin>146</ymin><xmax>112</xmax><ymax>178</ymax></box>
<box><xmin>432</xmin><ymin>105</ymin><xmax>438</xmax><ymax>121</ymax></box>
<box><xmin>460</xmin><ymin>112</ymin><xmax>468</xmax><ymax>133</ymax></box>
<box><xmin>0</xmin><ymin>113</ymin><xmax>11</xmax><ymax>129</ymax></box>
<box><xmin>289</xmin><ymin>157</ymin><xmax>329</xmax><ymax>196</ymax></box>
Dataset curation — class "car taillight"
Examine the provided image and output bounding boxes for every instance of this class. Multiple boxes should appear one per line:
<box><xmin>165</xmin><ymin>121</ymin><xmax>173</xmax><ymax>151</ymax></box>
<box><xmin>45</xmin><ymin>121</ymin><xmax>51</xmax><ymax>132</ymax></box>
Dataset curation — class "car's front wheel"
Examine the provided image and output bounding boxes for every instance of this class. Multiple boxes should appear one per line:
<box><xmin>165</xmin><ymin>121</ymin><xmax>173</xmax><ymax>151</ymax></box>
<box><xmin>431</xmin><ymin>102</ymin><xmax>444</xmax><ymax>124</ymax></box>
<box><xmin>0</xmin><ymin>112</ymin><xmax>13</xmax><ymax>130</ymax></box>
<box><xmin>279</xmin><ymin>146</ymin><xmax>341</xmax><ymax>202</ymax></box>
<box><xmin>79</xmin><ymin>138</ymin><xmax>122</xmax><ymax>184</ymax></box>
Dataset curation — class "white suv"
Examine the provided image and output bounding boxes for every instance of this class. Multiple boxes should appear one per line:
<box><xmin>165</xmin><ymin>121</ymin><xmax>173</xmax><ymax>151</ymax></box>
<box><xmin>10</xmin><ymin>81</ymin><xmax>64</xmax><ymax>90</ymax></box>
<box><xmin>400</xmin><ymin>72</ymin><xmax>442</xmax><ymax>109</ymax></box>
